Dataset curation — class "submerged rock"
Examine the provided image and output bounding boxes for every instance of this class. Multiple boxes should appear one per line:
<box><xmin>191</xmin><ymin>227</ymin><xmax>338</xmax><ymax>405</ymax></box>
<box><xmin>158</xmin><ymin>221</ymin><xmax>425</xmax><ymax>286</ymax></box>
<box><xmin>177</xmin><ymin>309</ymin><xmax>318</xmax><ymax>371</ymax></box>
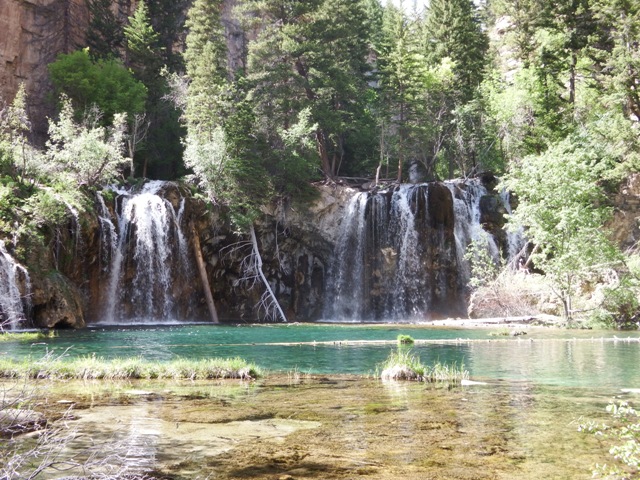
<box><xmin>0</xmin><ymin>408</ymin><xmax>46</xmax><ymax>436</ymax></box>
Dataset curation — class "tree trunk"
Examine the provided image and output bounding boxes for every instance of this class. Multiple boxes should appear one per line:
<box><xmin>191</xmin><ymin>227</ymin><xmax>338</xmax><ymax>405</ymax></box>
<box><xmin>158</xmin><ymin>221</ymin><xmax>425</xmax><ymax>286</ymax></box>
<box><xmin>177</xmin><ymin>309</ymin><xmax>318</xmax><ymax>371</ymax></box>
<box><xmin>250</xmin><ymin>224</ymin><xmax>287</xmax><ymax>322</ymax></box>
<box><xmin>190</xmin><ymin>221</ymin><xmax>219</xmax><ymax>323</ymax></box>
<box><xmin>316</xmin><ymin>130</ymin><xmax>334</xmax><ymax>179</ymax></box>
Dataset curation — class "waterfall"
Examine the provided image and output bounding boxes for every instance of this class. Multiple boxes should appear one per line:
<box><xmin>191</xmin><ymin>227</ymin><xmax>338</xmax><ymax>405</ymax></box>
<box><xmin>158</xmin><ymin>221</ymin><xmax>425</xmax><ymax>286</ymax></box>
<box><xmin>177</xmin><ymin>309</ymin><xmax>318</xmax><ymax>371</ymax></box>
<box><xmin>96</xmin><ymin>192</ymin><xmax>117</xmax><ymax>273</ymax></box>
<box><xmin>324</xmin><ymin>180</ymin><xmax>517</xmax><ymax>322</ymax></box>
<box><xmin>0</xmin><ymin>240</ymin><xmax>31</xmax><ymax>330</ymax></box>
<box><xmin>446</xmin><ymin>179</ymin><xmax>500</xmax><ymax>281</ymax></box>
<box><xmin>499</xmin><ymin>188</ymin><xmax>525</xmax><ymax>261</ymax></box>
<box><xmin>102</xmin><ymin>181</ymin><xmax>194</xmax><ymax>324</ymax></box>
<box><xmin>325</xmin><ymin>192</ymin><xmax>368</xmax><ymax>320</ymax></box>
<box><xmin>324</xmin><ymin>184</ymin><xmax>452</xmax><ymax>321</ymax></box>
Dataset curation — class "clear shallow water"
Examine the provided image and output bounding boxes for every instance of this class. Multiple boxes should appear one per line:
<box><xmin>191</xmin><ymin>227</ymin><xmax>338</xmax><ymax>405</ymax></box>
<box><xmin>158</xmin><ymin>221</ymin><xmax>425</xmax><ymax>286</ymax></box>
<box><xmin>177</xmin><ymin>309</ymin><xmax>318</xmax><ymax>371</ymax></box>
<box><xmin>2</xmin><ymin>324</ymin><xmax>640</xmax><ymax>389</ymax></box>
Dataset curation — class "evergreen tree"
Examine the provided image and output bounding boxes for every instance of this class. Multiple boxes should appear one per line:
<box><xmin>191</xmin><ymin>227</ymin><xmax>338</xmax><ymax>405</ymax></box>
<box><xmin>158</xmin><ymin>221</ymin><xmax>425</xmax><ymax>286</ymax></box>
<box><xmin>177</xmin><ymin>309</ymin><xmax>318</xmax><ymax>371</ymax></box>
<box><xmin>0</xmin><ymin>85</ymin><xmax>32</xmax><ymax>179</ymax></box>
<box><xmin>86</xmin><ymin>0</ymin><xmax>124</xmax><ymax>59</ymax></box>
<box><xmin>146</xmin><ymin>0</ymin><xmax>190</xmax><ymax>71</ymax></box>
<box><xmin>422</xmin><ymin>0</ymin><xmax>488</xmax><ymax>101</ymax></box>
<box><xmin>376</xmin><ymin>3</ymin><xmax>429</xmax><ymax>181</ymax></box>
<box><xmin>124</xmin><ymin>0</ymin><xmax>161</xmax><ymax>85</ymax></box>
<box><xmin>242</xmin><ymin>0</ymin><xmax>373</xmax><ymax>179</ymax></box>
<box><xmin>591</xmin><ymin>0</ymin><xmax>640</xmax><ymax>120</ymax></box>
<box><xmin>183</xmin><ymin>0</ymin><xmax>228</xmax><ymax>139</ymax></box>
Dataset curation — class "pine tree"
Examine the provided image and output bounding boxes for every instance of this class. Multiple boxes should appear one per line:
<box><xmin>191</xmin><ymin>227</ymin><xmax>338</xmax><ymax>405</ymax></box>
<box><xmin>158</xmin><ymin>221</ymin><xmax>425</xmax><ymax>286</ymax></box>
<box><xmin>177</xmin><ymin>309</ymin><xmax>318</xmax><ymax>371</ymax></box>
<box><xmin>591</xmin><ymin>0</ymin><xmax>640</xmax><ymax>120</ymax></box>
<box><xmin>86</xmin><ymin>0</ymin><xmax>124</xmax><ymax>59</ymax></box>
<box><xmin>124</xmin><ymin>0</ymin><xmax>161</xmax><ymax>85</ymax></box>
<box><xmin>0</xmin><ymin>85</ymin><xmax>32</xmax><ymax>179</ymax></box>
<box><xmin>183</xmin><ymin>0</ymin><xmax>228</xmax><ymax>139</ymax></box>
<box><xmin>376</xmin><ymin>3</ymin><xmax>428</xmax><ymax>181</ymax></box>
<box><xmin>422</xmin><ymin>0</ymin><xmax>488</xmax><ymax>101</ymax></box>
<box><xmin>242</xmin><ymin>0</ymin><xmax>373</xmax><ymax>179</ymax></box>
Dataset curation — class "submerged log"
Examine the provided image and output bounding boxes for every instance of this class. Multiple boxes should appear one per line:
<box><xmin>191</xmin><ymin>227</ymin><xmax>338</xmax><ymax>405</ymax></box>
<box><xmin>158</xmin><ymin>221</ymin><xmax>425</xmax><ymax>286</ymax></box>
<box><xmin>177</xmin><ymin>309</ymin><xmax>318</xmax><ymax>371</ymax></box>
<box><xmin>190</xmin><ymin>221</ymin><xmax>219</xmax><ymax>323</ymax></box>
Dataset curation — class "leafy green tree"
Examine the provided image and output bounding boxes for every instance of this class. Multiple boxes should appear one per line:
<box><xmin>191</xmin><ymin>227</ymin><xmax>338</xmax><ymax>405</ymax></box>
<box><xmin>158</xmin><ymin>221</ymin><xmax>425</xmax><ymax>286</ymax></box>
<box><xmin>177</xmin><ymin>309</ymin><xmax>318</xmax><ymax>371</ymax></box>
<box><xmin>0</xmin><ymin>85</ymin><xmax>32</xmax><ymax>179</ymax></box>
<box><xmin>44</xmin><ymin>97</ymin><xmax>128</xmax><ymax>186</ymax></box>
<box><xmin>48</xmin><ymin>49</ymin><xmax>147</xmax><ymax>124</ymax></box>
<box><xmin>502</xmin><ymin>131</ymin><xmax>621</xmax><ymax>319</ymax></box>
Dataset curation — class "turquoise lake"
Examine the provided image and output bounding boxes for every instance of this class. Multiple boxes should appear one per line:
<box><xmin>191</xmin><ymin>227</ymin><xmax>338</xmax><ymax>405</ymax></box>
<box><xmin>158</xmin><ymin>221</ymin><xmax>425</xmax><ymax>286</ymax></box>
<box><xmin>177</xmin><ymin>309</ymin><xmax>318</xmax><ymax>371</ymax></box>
<box><xmin>3</xmin><ymin>324</ymin><xmax>640</xmax><ymax>389</ymax></box>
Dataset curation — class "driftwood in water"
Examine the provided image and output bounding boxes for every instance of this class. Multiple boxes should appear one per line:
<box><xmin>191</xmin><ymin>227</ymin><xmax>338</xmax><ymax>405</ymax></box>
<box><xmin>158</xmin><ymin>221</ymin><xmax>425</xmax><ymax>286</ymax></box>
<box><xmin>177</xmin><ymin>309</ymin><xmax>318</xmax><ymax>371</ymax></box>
<box><xmin>190</xmin><ymin>221</ymin><xmax>219</xmax><ymax>323</ymax></box>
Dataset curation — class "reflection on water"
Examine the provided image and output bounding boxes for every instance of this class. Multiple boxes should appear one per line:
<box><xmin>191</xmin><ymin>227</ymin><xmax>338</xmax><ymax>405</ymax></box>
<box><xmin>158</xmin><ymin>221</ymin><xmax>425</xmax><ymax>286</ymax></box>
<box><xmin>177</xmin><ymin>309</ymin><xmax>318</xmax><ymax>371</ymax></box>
<box><xmin>3</xmin><ymin>324</ymin><xmax>639</xmax><ymax>478</ymax></box>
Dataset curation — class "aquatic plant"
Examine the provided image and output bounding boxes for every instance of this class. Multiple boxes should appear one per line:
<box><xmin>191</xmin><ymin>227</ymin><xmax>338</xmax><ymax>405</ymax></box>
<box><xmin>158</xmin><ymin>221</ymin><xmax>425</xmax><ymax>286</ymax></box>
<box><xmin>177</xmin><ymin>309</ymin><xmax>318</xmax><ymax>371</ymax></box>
<box><xmin>578</xmin><ymin>400</ymin><xmax>640</xmax><ymax>479</ymax></box>
<box><xmin>0</xmin><ymin>355</ymin><xmax>261</xmax><ymax>380</ymax></box>
<box><xmin>397</xmin><ymin>334</ymin><xmax>415</xmax><ymax>345</ymax></box>
<box><xmin>0</xmin><ymin>331</ymin><xmax>55</xmax><ymax>342</ymax></box>
<box><xmin>378</xmin><ymin>349</ymin><xmax>468</xmax><ymax>383</ymax></box>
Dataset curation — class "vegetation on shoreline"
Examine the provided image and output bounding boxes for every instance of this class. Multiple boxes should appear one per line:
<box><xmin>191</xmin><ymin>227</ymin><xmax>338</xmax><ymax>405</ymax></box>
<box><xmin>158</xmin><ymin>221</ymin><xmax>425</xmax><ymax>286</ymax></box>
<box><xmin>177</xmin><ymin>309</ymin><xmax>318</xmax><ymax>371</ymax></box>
<box><xmin>378</xmin><ymin>349</ymin><xmax>468</xmax><ymax>383</ymax></box>
<box><xmin>579</xmin><ymin>401</ymin><xmax>640</xmax><ymax>479</ymax></box>
<box><xmin>0</xmin><ymin>356</ymin><xmax>261</xmax><ymax>380</ymax></box>
<box><xmin>0</xmin><ymin>331</ymin><xmax>55</xmax><ymax>342</ymax></box>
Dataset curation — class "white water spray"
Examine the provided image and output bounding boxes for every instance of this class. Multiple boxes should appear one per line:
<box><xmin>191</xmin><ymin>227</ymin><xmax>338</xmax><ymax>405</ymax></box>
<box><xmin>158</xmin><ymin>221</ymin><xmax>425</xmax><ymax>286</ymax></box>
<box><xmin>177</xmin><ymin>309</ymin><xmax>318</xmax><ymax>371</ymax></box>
<box><xmin>103</xmin><ymin>181</ymin><xmax>193</xmax><ymax>323</ymax></box>
<box><xmin>0</xmin><ymin>240</ymin><xmax>31</xmax><ymax>330</ymax></box>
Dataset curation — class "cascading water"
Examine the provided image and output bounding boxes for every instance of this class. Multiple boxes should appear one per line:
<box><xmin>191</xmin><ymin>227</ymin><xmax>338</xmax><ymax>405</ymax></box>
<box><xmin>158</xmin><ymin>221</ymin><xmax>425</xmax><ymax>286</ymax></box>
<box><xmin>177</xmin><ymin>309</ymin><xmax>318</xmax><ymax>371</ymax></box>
<box><xmin>446</xmin><ymin>179</ymin><xmax>501</xmax><ymax>281</ymax></box>
<box><xmin>96</xmin><ymin>192</ymin><xmax>117</xmax><ymax>274</ymax></box>
<box><xmin>102</xmin><ymin>181</ymin><xmax>195</xmax><ymax>324</ymax></box>
<box><xmin>324</xmin><ymin>180</ymin><xmax>519</xmax><ymax>322</ymax></box>
<box><xmin>500</xmin><ymin>188</ymin><xmax>525</xmax><ymax>261</ymax></box>
<box><xmin>0</xmin><ymin>240</ymin><xmax>31</xmax><ymax>330</ymax></box>
<box><xmin>325</xmin><ymin>183</ymin><xmax>457</xmax><ymax>321</ymax></box>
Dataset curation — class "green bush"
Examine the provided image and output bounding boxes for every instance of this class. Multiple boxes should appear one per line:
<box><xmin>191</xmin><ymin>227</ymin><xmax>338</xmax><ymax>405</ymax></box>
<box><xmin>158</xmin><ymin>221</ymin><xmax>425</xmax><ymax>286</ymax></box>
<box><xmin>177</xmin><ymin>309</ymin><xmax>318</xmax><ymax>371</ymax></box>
<box><xmin>578</xmin><ymin>401</ymin><xmax>640</xmax><ymax>478</ymax></box>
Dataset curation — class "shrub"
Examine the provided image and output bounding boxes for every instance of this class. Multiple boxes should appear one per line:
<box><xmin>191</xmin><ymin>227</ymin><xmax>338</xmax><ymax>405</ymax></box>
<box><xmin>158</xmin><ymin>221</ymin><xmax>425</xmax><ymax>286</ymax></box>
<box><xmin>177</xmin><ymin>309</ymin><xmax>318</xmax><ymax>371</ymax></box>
<box><xmin>578</xmin><ymin>401</ymin><xmax>640</xmax><ymax>478</ymax></box>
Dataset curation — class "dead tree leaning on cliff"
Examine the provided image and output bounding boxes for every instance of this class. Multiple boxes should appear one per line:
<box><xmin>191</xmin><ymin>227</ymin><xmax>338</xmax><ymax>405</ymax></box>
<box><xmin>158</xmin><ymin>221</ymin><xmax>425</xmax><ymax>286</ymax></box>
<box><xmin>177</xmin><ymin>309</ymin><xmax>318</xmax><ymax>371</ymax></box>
<box><xmin>248</xmin><ymin>224</ymin><xmax>287</xmax><ymax>322</ymax></box>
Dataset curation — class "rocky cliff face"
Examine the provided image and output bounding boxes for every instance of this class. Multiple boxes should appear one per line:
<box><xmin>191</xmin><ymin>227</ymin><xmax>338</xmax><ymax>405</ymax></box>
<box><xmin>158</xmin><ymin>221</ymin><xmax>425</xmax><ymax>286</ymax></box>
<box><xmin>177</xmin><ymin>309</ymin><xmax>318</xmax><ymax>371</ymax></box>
<box><xmin>0</xmin><ymin>0</ymin><xmax>89</xmax><ymax>136</ymax></box>
<box><xmin>0</xmin><ymin>0</ymin><xmax>247</xmax><ymax>138</ymax></box>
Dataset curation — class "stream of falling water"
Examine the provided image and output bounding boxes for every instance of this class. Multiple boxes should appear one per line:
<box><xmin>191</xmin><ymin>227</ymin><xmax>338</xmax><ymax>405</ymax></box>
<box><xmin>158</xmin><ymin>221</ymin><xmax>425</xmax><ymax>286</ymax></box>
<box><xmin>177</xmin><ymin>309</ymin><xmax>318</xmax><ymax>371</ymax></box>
<box><xmin>325</xmin><ymin>180</ymin><xmax>523</xmax><ymax>321</ymax></box>
<box><xmin>103</xmin><ymin>181</ymin><xmax>192</xmax><ymax>323</ymax></box>
<box><xmin>0</xmin><ymin>240</ymin><xmax>31</xmax><ymax>330</ymax></box>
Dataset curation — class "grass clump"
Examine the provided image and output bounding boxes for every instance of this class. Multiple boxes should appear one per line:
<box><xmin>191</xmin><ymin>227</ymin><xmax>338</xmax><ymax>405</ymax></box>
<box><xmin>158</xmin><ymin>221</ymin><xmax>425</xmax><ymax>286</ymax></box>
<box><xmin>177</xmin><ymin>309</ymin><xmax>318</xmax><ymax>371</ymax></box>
<box><xmin>397</xmin><ymin>334</ymin><xmax>415</xmax><ymax>345</ymax></box>
<box><xmin>378</xmin><ymin>349</ymin><xmax>468</xmax><ymax>383</ymax></box>
<box><xmin>0</xmin><ymin>356</ymin><xmax>261</xmax><ymax>380</ymax></box>
<box><xmin>0</xmin><ymin>331</ymin><xmax>56</xmax><ymax>342</ymax></box>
